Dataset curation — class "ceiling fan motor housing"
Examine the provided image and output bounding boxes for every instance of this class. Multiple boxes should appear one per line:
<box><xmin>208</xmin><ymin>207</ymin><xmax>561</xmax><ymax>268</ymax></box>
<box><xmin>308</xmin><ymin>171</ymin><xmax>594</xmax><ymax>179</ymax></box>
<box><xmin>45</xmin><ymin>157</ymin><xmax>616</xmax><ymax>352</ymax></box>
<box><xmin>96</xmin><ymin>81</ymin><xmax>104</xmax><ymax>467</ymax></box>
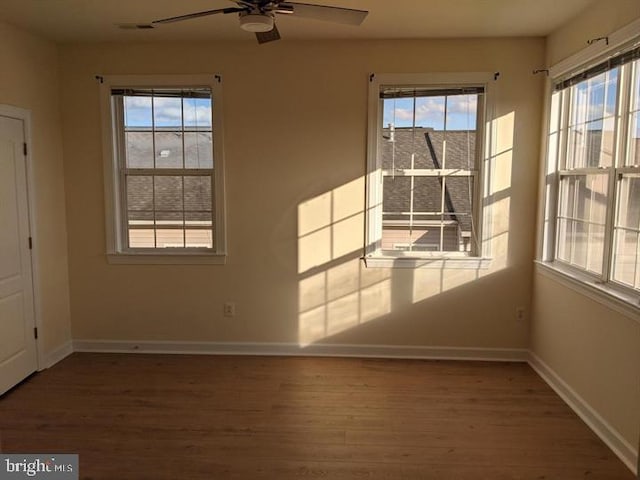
<box><xmin>239</xmin><ymin>12</ymin><xmax>275</xmax><ymax>32</ymax></box>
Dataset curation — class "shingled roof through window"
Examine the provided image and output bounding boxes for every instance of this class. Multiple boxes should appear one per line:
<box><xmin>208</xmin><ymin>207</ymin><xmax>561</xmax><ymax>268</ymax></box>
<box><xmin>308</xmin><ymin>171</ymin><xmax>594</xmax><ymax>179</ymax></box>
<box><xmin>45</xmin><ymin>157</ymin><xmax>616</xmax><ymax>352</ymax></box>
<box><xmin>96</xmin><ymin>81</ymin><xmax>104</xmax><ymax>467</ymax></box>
<box><xmin>381</xmin><ymin>127</ymin><xmax>476</xmax><ymax>232</ymax></box>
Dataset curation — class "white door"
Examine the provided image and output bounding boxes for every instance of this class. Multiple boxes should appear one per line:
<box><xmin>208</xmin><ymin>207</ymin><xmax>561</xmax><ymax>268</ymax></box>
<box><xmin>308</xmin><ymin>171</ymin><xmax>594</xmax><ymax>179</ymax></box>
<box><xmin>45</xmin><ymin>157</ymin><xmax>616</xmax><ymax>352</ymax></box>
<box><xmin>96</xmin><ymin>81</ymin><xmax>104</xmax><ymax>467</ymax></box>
<box><xmin>0</xmin><ymin>114</ymin><xmax>37</xmax><ymax>395</ymax></box>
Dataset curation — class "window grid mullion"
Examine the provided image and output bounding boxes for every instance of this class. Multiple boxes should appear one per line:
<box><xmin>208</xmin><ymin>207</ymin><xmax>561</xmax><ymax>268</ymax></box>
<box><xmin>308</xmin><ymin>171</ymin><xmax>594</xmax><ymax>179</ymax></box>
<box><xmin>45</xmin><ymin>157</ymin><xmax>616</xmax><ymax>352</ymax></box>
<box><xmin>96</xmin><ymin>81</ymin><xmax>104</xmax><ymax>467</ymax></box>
<box><xmin>150</xmin><ymin>93</ymin><xmax>158</xmax><ymax>247</ymax></box>
<box><xmin>116</xmin><ymin>99</ymin><xmax>130</xmax><ymax>250</ymax></box>
<box><xmin>602</xmin><ymin>64</ymin><xmax>631</xmax><ymax>281</ymax></box>
<box><xmin>408</xmin><ymin>96</ymin><xmax>416</xmax><ymax>252</ymax></box>
<box><xmin>553</xmin><ymin>90</ymin><xmax>571</xmax><ymax>264</ymax></box>
<box><xmin>181</xmin><ymin>97</ymin><xmax>187</xmax><ymax>248</ymax></box>
<box><xmin>440</xmin><ymin>97</ymin><xmax>448</xmax><ymax>252</ymax></box>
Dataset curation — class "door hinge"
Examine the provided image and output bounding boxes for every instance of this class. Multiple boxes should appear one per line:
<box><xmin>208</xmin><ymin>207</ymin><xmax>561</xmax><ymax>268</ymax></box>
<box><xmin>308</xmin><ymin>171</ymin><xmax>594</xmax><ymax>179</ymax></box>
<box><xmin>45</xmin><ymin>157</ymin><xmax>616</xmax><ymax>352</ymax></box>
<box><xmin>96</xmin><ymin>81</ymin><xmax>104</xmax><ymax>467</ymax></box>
<box><xmin>28</xmin><ymin>237</ymin><xmax>33</xmax><ymax>250</ymax></box>
<box><xmin>23</xmin><ymin>143</ymin><xmax>27</xmax><ymax>156</ymax></box>
<box><xmin>34</xmin><ymin>327</ymin><xmax>38</xmax><ymax>339</ymax></box>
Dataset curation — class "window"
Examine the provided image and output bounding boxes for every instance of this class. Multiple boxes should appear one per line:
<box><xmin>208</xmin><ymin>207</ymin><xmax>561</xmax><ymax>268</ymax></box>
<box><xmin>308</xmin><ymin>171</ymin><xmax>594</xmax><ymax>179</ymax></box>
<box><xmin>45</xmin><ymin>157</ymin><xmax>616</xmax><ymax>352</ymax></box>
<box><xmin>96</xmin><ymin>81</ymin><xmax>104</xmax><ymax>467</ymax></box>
<box><xmin>542</xmin><ymin>44</ymin><xmax>640</xmax><ymax>298</ymax></box>
<box><xmin>100</xmin><ymin>75</ymin><xmax>226</xmax><ymax>264</ymax></box>
<box><xmin>365</xmin><ymin>73</ymin><xmax>491</xmax><ymax>266</ymax></box>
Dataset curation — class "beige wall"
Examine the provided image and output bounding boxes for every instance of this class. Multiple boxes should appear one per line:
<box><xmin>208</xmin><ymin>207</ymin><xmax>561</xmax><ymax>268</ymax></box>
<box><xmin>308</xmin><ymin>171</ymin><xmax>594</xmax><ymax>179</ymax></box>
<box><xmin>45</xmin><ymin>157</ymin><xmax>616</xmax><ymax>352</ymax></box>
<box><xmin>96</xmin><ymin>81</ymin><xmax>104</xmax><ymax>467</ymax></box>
<box><xmin>59</xmin><ymin>38</ymin><xmax>544</xmax><ymax>349</ymax></box>
<box><xmin>0</xmin><ymin>21</ymin><xmax>72</xmax><ymax>358</ymax></box>
<box><xmin>532</xmin><ymin>0</ymin><xmax>640</xmax><ymax>458</ymax></box>
<box><xmin>546</xmin><ymin>0</ymin><xmax>640</xmax><ymax>65</ymax></box>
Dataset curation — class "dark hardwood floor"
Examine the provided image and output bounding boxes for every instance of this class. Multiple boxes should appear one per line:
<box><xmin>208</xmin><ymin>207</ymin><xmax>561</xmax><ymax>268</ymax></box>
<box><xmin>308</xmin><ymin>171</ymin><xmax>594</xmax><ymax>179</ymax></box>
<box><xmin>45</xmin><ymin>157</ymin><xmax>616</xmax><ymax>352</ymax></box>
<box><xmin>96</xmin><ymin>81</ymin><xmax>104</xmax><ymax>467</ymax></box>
<box><xmin>0</xmin><ymin>353</ymin><xmax>634</xmax><ymax>479</ymax></box>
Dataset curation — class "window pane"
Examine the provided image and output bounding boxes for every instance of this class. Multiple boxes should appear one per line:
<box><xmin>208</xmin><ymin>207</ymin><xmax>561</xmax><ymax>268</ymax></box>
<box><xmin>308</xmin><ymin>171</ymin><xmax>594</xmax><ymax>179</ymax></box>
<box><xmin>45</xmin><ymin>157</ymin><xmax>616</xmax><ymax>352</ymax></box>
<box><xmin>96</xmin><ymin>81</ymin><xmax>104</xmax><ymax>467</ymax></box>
<box><xmin>155</xmin><ymin>131</ymin><xmax>184</xmax><ymax>168</ymax></box>
<box><xmin>633</xmin><ymin>61</ymin><xmax>640</xmax><ymax>112</ymax></box>
<box><xmin>129</xmin><ymin>229</ymin><xmax>155</xmax><ymax>248</ymax></box>
<box><xmin>616</xmin><ymin>176</ymin><xmax>640</xmax><ymax>230</ymax></box>
<box><xmin>556</xmin><ymin>174</ymin><xmax>608</xmax><ymax>273</ymax></box>
<box><xmin>383</xmin><ymin>176</ymin><xmax>411</xmax><ymax>216</ymax></box>
<box><xmin>558</xmin><ymin>175</ymin><xmax>608</xmax><ymax>226</ymax></box>
<box><xmin>605</xmin><ymin>68</ymin><xmax>618</xmax><ymax>117</ymax></box>
<box><xmin>568</xmin><ymin>69</ymin><xmax>618</xmax><ymax>168</ymax></box>
<box><xmin>383</xmin><ymin>96</ymin><xmax>415</xmax><ymax>129</ymax></box>
<box><xmin>415</xmin><ymin>96</ymin><xmax>445</xmax><ymax>130</ymax></box>
<box><xmin>612</xmin><ymin>175</ymin><xmax>640</xmax><ymax>290</ymax></box>
<box><xmin>567</xmin><ymin>120</ymin><xmax>614</xmax><ymax>168</ymax></box>
<box><xmin>444</xmin><ymin>177</ymin><xmax>474</xmax><ymax>238</ymax></box>
<box><xmin>153</xmin><ymin>96</ymin><xmax>182</xmax><ymax>128</ymax></box>
<box><xmin>125</xmin><ymin>132</ymin><xmax>154</xmax><ymax>168</ymax></box>
<box><xmin>612</xmin><ymin>229</ymin><xmax>638</xmax><ymax>288</ymax></box>
<box><xmin>572</xmin><ymin>221</ymin><xmax>588</xmax><ymax>269</ymax></box>
<box><xmin>381</xmin><ymin>226</ymin><xmax>436</xmax><ymax>252</ymax></box>
<box><xmin>154</xmin><ymin>176</ymin><xmax>183</xmax><ymax>211</ymax></box>
<box><xmin>628</xmin><ymin>111</ymin><xmax>640</xmax><ymax>167</ymax></box>
<box><xmin>587</xmin><ymin>225</ymin><xmax>605</xmax><ymax>274</ymax></box>
<box><xmin>556</xmin><ymin>218</ymin><xmax>570</xmax><ymax>262</ymax></box>
<box><xmin>183</xmin><ymin>97</ymin><xmax>212</xmax><ymax>128</ymax></box>
<box><xmin>185</xmin><ymin>211</ymin><xmax>212</xmax><ymax>227</ymax></box>
<box><xmin>426</xmin><ymin>130</ymin><xmax>476</xmax><ymax>169</ymax></box>
<box><xmin>185</xmin><ymin>229</ymin><xmax>213</xmax><ymax>248</ymax></box>
<box><xmin>445</xmin><ymin>94</ymin><xmax>477</xmax><ymax>131</ymax></box>
<box><xmin>586</xmin><ymin>74</ymin><xmax>606</xmax><ymax>122</ymax></box>
<box><xmin>575</xmin><ymin>175</ymin><xmax>608</xmax><ymax>226</ymax></box>
<box><xmin>547</xmin><ymin>132</ymin><xmax>559</xmax><ymax>174</ymax></box>
<box><xmin>184</xmin><ymin>132</ymin><xmax>213</xmax><ymax>169</ymax></box>
<box><xmin>155</xmin><ymin>211</ymin><xmax>183</xmax><ymax>227</ymax></box>
<box><xmin>184</xmin><ymin>176</ymin><xmax>212</xmax><ymax>212</ymax></box>
<box><xmin>126</xmin><ymin>176</ymin><xmax>153</xmax><ymax>211</ymax></box>
<box><xmin>124</xmin><ymin>96</ymin><xmax>152</xmax><ymax>128</ymax></box>
<box><xmin>599</xmin><ymin>116</ymin><xmax>615</xmax><ymax>167</ymax></box>
<box><xmin>128</xmin><ymin>211</ymin><xmax>153</xmax><ymax>226</ymax></box>
<box><xmin>380</xmin><ymin>127</ymin><xmax>416</xmax><ymax>170</ymax></box>
<box><xmin>413</xmin><ymin>177</ymin><xmax>443</xmax><ymax>213</ymax></box>
<box><xmin>156</xmin><ymin>229</ymin><xmax>184</xmax><ymax>248</ymax></box>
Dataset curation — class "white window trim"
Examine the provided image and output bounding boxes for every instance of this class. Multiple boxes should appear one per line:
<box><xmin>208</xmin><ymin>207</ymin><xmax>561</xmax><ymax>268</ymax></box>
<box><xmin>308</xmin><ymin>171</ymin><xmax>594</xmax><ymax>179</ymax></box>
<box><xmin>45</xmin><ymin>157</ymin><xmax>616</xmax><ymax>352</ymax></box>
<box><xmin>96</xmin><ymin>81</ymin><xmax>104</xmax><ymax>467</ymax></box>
<box><xmin>365</xmin><ymin>72</ymin><xmax>494</xmax><ymax>269</ymax></box>
<box><xmin>537</xmin><ymin>18</ymin><xmax>640</xmax><ymax>314</ymax></box>
<box><xmin>99</xmin><ymin>74</ymin><xmax>227</xmax><ymax>265</ymax></box>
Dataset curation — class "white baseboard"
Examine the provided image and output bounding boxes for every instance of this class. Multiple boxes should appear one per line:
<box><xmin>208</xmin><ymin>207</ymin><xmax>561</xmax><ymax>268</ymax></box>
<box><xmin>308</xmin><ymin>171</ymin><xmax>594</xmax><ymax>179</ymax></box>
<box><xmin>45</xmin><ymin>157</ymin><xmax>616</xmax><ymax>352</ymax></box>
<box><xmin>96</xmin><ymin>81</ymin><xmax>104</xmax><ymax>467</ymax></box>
<box><xmin>72</xmin><ymin>339</ymin><xmax>528</xmax><ymax>362</ymax></box>
<box><xmin>528</xmin><ymin>351</ymin><xmax>638</xmax><ymax>475</ymax></box>
<box><xmin>41</xmin><ymin>340</ymin><xmax>73</xmax><ymax>369</ymax></box>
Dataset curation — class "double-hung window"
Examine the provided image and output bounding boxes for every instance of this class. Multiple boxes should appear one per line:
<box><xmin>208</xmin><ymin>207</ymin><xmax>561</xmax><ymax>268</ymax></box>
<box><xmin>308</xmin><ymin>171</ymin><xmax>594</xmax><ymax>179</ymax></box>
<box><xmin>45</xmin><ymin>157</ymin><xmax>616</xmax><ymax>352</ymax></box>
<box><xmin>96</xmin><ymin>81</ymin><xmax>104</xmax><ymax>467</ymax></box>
<box><xmin>100</xmin><ymin>75</ymin><xmax>226</xmax><ymax>264</ymax></box>
<box><xmin>365</xmin><ymin>73</ymin><xmax>491</xmax><ymax>267</ymax></box>
<box><xmin>542</xmin><ymin>44</ymin><xmax>640</xmax><ymax>300</ymax></box>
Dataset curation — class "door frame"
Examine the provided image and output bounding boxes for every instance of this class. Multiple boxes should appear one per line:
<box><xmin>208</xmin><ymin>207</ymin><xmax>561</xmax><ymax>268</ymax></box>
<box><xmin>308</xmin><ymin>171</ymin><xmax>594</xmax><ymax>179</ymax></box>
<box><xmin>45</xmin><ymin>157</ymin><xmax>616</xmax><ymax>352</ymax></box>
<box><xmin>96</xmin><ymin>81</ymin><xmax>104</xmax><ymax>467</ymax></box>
<box><xmin>0</xmin><ymin>104</ymin><xmax>42</xmax><ymax>371</ymax></box>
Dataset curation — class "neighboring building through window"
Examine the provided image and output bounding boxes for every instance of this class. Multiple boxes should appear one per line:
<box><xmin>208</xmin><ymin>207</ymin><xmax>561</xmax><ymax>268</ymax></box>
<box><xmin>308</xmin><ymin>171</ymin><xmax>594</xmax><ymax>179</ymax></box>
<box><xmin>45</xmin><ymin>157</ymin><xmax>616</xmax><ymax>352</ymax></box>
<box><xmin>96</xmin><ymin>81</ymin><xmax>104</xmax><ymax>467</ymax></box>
<box><xmin>100</xmin><ymin>75</ymin><xmax>226</xmax><ymax>263</ymax></box>
<box><xmin>541</xmin><ymin>45</ymin><xmax>640</xmax><ymax>296</ymax></box>
<box><xmin>366</xmin><ymin>73</ymin><xmax>491</xmax><ymax>265</ymax></box>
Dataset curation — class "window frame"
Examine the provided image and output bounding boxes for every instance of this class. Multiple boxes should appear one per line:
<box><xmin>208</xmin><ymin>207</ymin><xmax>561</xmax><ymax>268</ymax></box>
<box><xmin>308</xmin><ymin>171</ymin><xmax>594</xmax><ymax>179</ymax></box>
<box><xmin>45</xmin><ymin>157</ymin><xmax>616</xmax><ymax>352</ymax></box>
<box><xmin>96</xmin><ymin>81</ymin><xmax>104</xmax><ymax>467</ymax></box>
<box><xmin>99</xmin><ymin>74</ymin><xmax>227</xmax><ymax>264</ymax></box>
<box><xmin>365</xmin><ymin>72</ymin><xmax>493</xmax><ymax>268</ymax></box>
<box><xmin>538</xmin><ymin>24</ymin><xmax>640</xmax><ymax>314</ymax></box>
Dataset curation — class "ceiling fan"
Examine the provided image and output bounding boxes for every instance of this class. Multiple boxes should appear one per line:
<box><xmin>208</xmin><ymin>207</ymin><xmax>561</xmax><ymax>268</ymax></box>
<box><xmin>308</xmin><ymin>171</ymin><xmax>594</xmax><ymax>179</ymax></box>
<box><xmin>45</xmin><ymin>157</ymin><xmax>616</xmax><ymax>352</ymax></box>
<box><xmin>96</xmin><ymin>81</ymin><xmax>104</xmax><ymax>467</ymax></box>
<box><xmin>120</xmin><ymin>1</ymin><xmax>369</xmax><ymax>44</ymax></box>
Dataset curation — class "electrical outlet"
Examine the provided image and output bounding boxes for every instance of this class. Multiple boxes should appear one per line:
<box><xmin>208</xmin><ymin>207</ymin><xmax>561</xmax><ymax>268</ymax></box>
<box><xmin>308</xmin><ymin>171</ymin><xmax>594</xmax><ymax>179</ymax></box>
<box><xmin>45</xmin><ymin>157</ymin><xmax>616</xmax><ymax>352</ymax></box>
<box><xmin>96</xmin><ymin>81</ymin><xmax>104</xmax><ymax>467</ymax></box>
<box><xmin>516</xmin><ymin>307</ymin><xmax>525</xmax><ymax>321</ymax></box>
<box><xmin>224</xmin><ymin>302</ymin><xmax>236</xmax><ymax>317</ymax></box>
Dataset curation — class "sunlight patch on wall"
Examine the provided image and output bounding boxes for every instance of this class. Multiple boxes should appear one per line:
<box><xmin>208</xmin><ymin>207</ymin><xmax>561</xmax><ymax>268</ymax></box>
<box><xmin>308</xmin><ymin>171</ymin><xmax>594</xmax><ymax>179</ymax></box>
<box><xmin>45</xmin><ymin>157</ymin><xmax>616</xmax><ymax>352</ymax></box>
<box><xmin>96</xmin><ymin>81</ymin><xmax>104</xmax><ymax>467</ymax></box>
<box><xmin>481</xmin><ymin>111</ymin><xmax>515</xmax><ymax>272</ymax></box>
<box><xmin>298</xmin><ymin>257</ymin><xmax>391</xmax><ymax>346</ymax></box>
<box><xmin>298</xmin><ymin>178</ymin><xmax>364</xmax><ymax>274</ymax></box>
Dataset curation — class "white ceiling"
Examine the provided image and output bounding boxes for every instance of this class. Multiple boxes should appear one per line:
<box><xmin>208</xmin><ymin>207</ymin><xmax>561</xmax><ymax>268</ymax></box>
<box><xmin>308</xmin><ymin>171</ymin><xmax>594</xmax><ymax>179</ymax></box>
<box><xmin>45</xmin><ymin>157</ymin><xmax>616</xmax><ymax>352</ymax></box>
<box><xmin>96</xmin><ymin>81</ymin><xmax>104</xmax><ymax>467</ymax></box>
<box><xmin>0</xmin><ymin>0</ymin><xmax>596</xmax><ymax>44</ymax></box>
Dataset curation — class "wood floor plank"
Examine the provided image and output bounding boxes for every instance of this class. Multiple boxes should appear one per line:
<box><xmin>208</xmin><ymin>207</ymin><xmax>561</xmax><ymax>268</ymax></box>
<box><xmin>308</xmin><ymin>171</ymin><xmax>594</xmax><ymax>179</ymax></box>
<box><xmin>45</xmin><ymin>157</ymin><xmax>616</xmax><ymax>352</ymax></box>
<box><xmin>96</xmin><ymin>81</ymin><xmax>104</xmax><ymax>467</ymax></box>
<box><xmin>0</xmin><ymin>353</ymin><xmax>634</xmax><ymax>479</ymax></box>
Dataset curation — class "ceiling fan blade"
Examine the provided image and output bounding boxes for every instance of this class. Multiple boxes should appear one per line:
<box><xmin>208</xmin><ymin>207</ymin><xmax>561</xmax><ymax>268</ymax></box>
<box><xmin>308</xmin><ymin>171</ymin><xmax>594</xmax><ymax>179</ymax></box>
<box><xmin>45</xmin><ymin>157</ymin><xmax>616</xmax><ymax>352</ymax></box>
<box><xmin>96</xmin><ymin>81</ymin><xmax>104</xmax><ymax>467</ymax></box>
<box><xmin>281</xmin><ymin>2</ymin><xmax>368</xmax><ymax>25</ymax></box>
<box><xmin>152</xmin><ymin>7</ymin><xmax>244</xmax><ymax>25</ymax></box>
<box><xmin>256</xmin><ymin>24</ymin><xmax>281</xmax><ymax>44</ymax></box>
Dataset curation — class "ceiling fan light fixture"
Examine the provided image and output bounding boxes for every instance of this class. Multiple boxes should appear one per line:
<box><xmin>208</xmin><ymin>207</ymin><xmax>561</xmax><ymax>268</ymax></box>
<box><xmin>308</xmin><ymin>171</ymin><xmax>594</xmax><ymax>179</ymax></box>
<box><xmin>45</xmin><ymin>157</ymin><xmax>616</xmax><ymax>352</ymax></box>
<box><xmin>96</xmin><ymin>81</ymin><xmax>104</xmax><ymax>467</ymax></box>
<box><xmin>239</xmin><ymin>13</ymin><xmax>274</xmax><ymax>32</ymax></box>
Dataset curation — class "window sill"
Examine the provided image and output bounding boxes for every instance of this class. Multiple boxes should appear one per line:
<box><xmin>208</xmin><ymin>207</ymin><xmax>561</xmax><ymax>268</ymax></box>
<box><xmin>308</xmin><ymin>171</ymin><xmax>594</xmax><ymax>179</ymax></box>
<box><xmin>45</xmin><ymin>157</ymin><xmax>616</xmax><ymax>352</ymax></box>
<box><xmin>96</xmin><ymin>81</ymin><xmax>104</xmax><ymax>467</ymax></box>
<box><xmin>364</xmin><ymin>255</ymin><xmax>492</xmax><ymax>269</ymax></box>
<box><xmin>535</xmin><ymin>261</ymin><xmax>640</xmax><ymax>322</ymax></box>
<box><xmin>107</xmin><ymin>253</ymin><xmax>226</xmax><ymax>265</ymax></box>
